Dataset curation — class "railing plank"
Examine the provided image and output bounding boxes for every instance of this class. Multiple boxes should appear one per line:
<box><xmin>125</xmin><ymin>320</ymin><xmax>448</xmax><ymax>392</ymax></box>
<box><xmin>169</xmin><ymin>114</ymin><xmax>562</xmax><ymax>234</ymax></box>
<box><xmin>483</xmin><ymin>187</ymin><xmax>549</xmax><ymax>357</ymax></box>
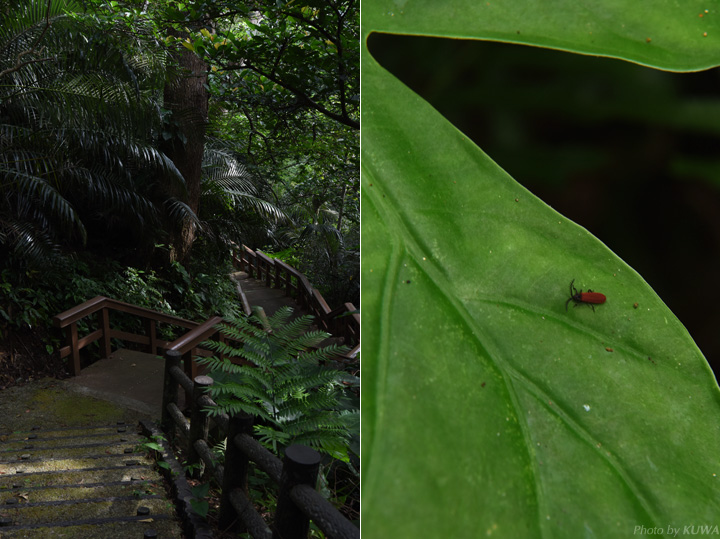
<box><xmin>233</xmin><ymin>432</ymin><xmax>282</xmax><ymax>484</ymax></box>
<box><xmin>290</xmin><ymin>484</ymin><xmax>360</xmax><ymax>539</ymax></box>
<box><xmin>229</xmin><ymin>489</ymin><xmax>272</xmax><ymax>539</ymax></box>
<box><xmin>52</xmin><ymin>296</ymin><xmax>108</xmax><ymax>327</ymax></box>
<box><xmin>53</xmin><ymin>295</ymin><xmax>199</xmax><ymax>330</ymax></box>
<box><xmin>169</xmin><ymin>316</ymin><xmax>224</xmax><ymax>355</ymax></box>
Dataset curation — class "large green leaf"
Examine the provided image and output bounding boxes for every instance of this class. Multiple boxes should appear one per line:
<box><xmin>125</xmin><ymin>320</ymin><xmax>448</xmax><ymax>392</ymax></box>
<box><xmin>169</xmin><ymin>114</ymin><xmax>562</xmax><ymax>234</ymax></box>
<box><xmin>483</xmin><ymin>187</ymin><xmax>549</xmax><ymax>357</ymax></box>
<box><xmin>362</xmin><ymin>1</ymin><xmax>720</xmax><ymax>537</ymax></box>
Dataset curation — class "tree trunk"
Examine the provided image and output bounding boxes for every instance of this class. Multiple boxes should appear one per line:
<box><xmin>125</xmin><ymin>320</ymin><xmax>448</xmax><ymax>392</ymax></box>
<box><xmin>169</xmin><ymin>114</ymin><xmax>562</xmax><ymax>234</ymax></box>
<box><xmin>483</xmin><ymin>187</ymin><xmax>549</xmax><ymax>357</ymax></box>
<box><xmin>162</xmin><ymin>45</ymin><xmax>208</xmax><ymax>263</ymax></box>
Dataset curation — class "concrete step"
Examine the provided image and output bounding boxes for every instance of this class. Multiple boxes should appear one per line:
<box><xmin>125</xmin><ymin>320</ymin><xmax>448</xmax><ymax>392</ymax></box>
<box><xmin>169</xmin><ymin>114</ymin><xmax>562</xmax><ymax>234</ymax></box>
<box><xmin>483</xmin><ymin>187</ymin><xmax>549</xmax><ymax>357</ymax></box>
<box><xmin>0</xmin><ymin>422</ymin><xmax>183</xmax><ymax>538</ymax></box>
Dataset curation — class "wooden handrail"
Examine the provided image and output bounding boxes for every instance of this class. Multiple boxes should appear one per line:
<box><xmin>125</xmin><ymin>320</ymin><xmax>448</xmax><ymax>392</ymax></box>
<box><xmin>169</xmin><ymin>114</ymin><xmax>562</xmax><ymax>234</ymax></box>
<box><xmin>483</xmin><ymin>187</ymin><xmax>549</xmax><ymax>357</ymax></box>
<box><xmin>53</xmin><ymin>296</ymin><xmax>197</xmax><ymax>330</ymax></box>
<box><xmin>52</xmin><ymin>296</ymin><xmax>209</xmax><ymax>376</ymax></box>
<box><xmin>168</xmin><ymin>316</ymin><xmax>224</xmax><ymax>355</ymax></box>
<box><xmin>52</xmin><ymin>296</ymin><xmax>107</xmax><ymax>327</ymax></box>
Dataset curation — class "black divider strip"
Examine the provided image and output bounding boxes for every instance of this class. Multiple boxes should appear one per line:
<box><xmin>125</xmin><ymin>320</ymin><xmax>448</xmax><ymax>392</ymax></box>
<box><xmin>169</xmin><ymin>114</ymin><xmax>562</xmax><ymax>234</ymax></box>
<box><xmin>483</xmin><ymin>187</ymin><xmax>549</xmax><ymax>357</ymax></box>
<box><xmin>0</xmin><ymin>513</ymin><xmax>173</xmax><ymax>531</ymax></box>
<box><xmin>1</xmin><ymin>430</ymin><xmax>139</xmax><ymax>444</ymax></box>
<box><xmin>0</xmin><ymin>441</ymin><xmax>141</xmax><ymax>454</ymax></box>
<box><xmin>7</xmin><ymin>423</ymin><xmax>131</xmax><ymax>435</ymax></box>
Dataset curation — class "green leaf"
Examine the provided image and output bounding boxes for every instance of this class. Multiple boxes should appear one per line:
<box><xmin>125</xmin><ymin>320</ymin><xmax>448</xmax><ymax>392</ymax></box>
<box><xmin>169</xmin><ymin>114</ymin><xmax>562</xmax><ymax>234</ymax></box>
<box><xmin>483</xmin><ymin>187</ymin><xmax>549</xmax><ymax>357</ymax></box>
<box><xmin>361</xmin><ymin>1</ymin><xmax>720</xmax><ymax>537</ymax></box>
<box><xmin>143</xmin><ymin>442</ymin><xmax>164</xmax><ymax>453</ymax></box>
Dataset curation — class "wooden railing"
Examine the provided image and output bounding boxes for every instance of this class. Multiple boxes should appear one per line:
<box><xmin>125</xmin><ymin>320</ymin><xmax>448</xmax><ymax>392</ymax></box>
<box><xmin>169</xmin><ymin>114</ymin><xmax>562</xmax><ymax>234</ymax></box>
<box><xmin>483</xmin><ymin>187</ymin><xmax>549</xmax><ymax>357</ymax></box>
<box><xmin>52</xmin><ymin>296</ymin><xmax>233</xmax><ymax>381</ymax></box>
<box><xmin>233</xmin><ymin>245</ymin><xmax>359</xmax><ymax>357</ymax></box>
<box><xmin>160</xmin><ymin>349</ymin><xmax>359</xmax><ymax>539</ymax></box>
<box><xmin>53</xmin><ymin>296</ymin><xmax>197</xmax><ymax>376</ymax></box>
<box><xmin>54</xmin><ymin>248</ymin><xmax>359</xmax><ymax>376</ymax></box>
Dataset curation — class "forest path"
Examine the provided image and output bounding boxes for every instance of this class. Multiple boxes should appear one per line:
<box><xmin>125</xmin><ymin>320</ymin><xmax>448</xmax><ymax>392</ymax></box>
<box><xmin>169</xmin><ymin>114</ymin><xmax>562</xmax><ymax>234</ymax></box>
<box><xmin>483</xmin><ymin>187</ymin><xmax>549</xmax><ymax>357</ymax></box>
<box><xmin>231</xmin><ymin>270</ymin><xmax>312</xmax><ymax>319</ymax></box>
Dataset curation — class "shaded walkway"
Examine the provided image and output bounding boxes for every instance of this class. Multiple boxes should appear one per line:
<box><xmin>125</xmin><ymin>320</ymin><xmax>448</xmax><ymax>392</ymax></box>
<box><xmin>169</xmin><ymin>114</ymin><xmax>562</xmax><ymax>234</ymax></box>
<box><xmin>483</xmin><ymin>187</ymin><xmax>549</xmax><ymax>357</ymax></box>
<box><xmin>63</xmin><ymin>350</ymin><xmax>171</xmax><ymax>417</ymax></box>
<box><xmin>231</xmin><ymin>270</ymin><xmax>311</xmax><ymax>318</ymax></box>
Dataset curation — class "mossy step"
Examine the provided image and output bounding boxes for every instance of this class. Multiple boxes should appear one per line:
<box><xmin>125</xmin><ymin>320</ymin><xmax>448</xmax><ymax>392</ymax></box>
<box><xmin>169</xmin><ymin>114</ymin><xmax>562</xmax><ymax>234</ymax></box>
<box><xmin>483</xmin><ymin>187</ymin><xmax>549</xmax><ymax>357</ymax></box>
<box><xmin>0</xmin><ymin>514</ymin><xmax>182</xmax><ymax>539</ymax></box>
<box><xmin>2</xmin><ymin>495</ymin><xmax>173</xmax><ymax>523</ymax></box>
<box><xmin>0</xmin><ymin>468</ymin><xmax>151</xmax><ymax>489</ymax></box>
<box><xmin>0</xmin><ymin>436</ymin><xmax>136</xmax><ymax>453</ymax></box>
<box><xmin>0</xmin><ymin>481</ymin><xmax>162</xmax><ymax>503</ymax></box>
<box><xmin>2</xmin><ymin>423</ymin><xmax>136</xmax><ymax>439</ymax></box>
<box><xmin>0</xmin><ymin>453</ymin><xmax>153</xmax><ymax>474</ymax></box>
<box><xmin>0</xmin><ymin>424</ymin><xmax>141</xmax><ymax>452</ymax></box>
<box><xmin>0</xmin><ymin>428</ymin><xmax>138</xmax><ymax>451</ymax></box>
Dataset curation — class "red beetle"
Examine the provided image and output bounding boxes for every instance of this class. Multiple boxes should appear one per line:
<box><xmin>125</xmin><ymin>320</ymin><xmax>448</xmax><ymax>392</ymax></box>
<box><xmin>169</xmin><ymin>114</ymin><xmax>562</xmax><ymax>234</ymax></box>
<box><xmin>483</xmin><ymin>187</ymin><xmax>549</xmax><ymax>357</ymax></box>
<box><xmin>565</xmin><ymin>279</ymin><xmax>606</xmax><ymax>312</ymax></box>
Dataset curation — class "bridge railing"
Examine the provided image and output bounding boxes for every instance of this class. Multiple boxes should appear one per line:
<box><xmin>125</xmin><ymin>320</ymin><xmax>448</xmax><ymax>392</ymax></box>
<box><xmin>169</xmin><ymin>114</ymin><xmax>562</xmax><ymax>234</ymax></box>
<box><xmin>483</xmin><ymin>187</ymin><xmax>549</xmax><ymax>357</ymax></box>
<box><xmin>233</xmin><ymin>245</ymin><xmax>359</xmax><ymax>357</ymax></box>
<box><xmin>52</xmin><ymin>296</ymin><xmax>200</xmax><ymax>376</ymax></box>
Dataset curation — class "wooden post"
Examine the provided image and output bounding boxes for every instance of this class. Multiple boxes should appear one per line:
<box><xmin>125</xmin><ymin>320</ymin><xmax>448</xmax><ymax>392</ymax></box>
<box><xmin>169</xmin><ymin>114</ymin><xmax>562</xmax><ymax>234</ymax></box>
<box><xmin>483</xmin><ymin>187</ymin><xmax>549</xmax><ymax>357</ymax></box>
<box><xmin>161</xmin><ymin>350</ymin><xmax>182</xmax><ymax>433</ymax></box>
<box><xmin>218</xmin><ymin>413</ymin><xmax>254</xmax><ymax>531</ymax></box>
<box><xmin>187</xmin><ymin>375</ymin><xmax>213</xmax><ymax>477</ymax></box>
<box><xmin>285</xmin><ymin>271</ymin><xmax>292</xmax><ymax>297</ymax></box>
<box><xmin>274</xmin><ymin>262</ymin><xmax>281</xmax><ymax>289</ymax></box>
<box><xmin>265</xmin><ymin>259</ymin><xmax>272</xmax><ymax>288</ymax></box>
<box><xmin>248</xmin><ymin>252</ymin><xmax>255</xmax><ymax>278</ymax></box>
<box><xmin>146</xmin><ymin>318</ymin><xmax>158</xmax><ymax>356</ymax></box>
<box><xmin>98</xmin><ymin>308</ymin><xmax>111</xmax><ymax>358</ymax></box>
<box><xmin>273</xmin><ymin>445</ymin><xmax>321</xmax><ymax>539</ymax></box>
<box><xmin>67</xmin><ymin>322</ymin><xmax>81</xmax><ymax>376</ymax></box>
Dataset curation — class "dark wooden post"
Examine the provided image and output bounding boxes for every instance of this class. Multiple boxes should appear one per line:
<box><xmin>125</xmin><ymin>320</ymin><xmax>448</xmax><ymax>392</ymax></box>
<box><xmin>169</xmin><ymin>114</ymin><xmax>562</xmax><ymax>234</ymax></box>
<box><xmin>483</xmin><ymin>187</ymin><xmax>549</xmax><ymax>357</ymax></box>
<box><xmin>187</xmin><ymin>375</ymin><xmax>213</xmax><ymax>477</ymax></box>
<box><xmin>273</xmin><ymin>262</ymin><xmax>281</xmax><ymax>289</ymax></box>
<box><xmin>67</xmin><ymin>322</ymin><xmax>81</xmax><ymax>376</ymax></box>
<box><xmin>264</xmin><ymin>259</ymin><xmax>272</xmax><ymax>288</ymax></box>
<box><xmin>285</xmin><ymin>270</ymin><xmax>292</xmax><ymax>297</ymax></box>
<box><xmin>246</xmin><ymin>250</ymin><xmax>254</xmax><ymax>278</ymax></box>
<box><xmin>272</xmin><ymin>445</ymin><xmax>321</xmax><ymax>539</ymax></box>
<box><xmin>98</xmin><ymin>308</ymin><xmax>111</xmax><ymax>358</ymax></box>
<box><xmin>146</xmin><ymin>318</ymin><xmax>158</xmax><ymax>356</ymax></box>
<box><xmin>161</xmin><ymin>350</ymin><xmax>182</xmax><ymax>433</ymax></box>
<box><xmin>218</xmin><ymin>413</ymin><xmax>254</xmax><ymax>531</ymax></box>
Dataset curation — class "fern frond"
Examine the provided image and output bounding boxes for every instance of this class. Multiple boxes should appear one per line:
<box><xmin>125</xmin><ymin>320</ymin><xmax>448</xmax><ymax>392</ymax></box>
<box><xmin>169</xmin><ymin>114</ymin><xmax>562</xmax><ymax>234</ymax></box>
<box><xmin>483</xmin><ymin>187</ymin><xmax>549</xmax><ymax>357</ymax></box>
<box><xmin>201</xmin><ymin>310</ymin><xmax>358</xmax><ymax>459</ymax></box>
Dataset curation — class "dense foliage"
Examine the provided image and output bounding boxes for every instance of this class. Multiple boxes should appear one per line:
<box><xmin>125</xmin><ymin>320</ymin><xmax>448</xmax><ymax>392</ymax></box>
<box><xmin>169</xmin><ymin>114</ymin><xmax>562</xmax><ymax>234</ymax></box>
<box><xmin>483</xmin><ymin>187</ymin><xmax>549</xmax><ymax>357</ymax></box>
<box><xmin>0</xmin><ymin>0</ymin><xmax>358</xmax><ymax>349</ymax></box>
<box><xmin>198</xmin><ymin>307</ymin><xmax>358</xmax><ymax>462</ymax></box>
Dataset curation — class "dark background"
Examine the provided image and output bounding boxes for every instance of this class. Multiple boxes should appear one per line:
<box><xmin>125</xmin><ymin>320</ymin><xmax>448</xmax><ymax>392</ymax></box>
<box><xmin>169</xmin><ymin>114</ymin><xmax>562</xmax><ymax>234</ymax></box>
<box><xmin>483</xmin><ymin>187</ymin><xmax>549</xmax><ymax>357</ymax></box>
<box><xmin>368</xmin><ymin>33</ymin><xmax>720</xmax><ymax>377</ymax></box>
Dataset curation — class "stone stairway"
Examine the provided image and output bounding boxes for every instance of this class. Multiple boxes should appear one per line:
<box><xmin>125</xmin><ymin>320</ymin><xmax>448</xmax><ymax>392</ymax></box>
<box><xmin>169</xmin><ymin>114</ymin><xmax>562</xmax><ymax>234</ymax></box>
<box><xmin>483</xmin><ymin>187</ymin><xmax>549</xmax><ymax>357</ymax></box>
<box><xmin>0</xmin><ymin>421</ymin><xmax>183</xmax><ymax>538</ymax></box>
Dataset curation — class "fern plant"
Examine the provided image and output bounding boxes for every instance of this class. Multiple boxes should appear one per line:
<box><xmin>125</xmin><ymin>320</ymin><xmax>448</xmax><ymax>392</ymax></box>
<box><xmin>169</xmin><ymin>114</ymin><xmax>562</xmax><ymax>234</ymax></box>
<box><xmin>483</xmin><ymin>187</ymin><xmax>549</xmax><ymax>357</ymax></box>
<box><xmin>198</xmin><ymin>306</ymin><xmax>358</xmax><ymax>462</ymax></box>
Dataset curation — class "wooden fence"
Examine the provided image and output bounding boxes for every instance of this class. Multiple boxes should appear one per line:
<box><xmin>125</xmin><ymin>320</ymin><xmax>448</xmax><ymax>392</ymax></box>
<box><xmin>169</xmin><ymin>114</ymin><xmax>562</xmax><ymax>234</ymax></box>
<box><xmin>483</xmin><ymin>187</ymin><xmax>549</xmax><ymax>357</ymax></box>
<box><xmin>233</xmin><ymin>245</ymin><xmax>359</xmax><ymax>357</ymax></box>
<box><xmin>51</xmin><ymin>295</ymin><xmax>222</xmax><ymax>377</ymax></box>
<box><xmin>161</xmin><ymin>349</ymin><xmax>359</xmax><ymax>539</ymax></box>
